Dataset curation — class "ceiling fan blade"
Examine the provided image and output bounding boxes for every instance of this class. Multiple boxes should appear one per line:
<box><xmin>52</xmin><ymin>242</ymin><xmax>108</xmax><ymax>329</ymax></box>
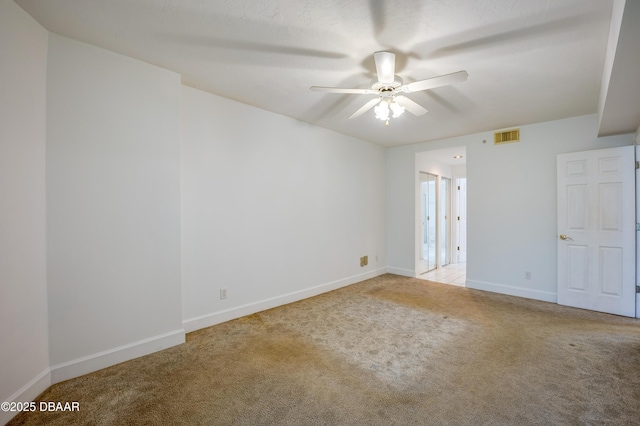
<box><xmin>348</xmin><ymin>98</ymin><xmax>382</xmax><ymax>119</ymax></box>
<box><xmin>310</xmin><ymin>86</ymin><xmax>376</xmax><ymax>94</ymax></box>
<box><xmin>395</xmin><ymin>96</ymin><xmax>428</xmax><ymax>116</ymax></box>
<box><xmin>374</xmin><ymin>51</ymin><xmax>395</xmax><ymax>84</ymax></box>
<box><xmin>400</xmin><ymin>70</ymin><xmax>468</xmax><ymax>93</ymax></box>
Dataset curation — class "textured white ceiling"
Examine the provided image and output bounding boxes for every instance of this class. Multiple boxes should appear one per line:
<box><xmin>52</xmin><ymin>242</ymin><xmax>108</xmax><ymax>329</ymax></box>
<box><xmin>16</xmin><ymin>0</ymin><xmax>616</xmax><ymax>147</ymax></box>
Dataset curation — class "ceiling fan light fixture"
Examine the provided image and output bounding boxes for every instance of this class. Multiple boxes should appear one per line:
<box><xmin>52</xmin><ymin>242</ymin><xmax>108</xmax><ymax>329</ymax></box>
<box><xmin>374</xmin><ymin>97</ymin><xmax>405</xmax><ymax>122</ymax></box>
<box><xmin>390</xmin><ymin>99</ymin><xmax>405</xmax><ymax>118</ymax></box>
<box><xmin>374</xmin><ymin>101</ymin><xmax>390</xmax><ymax>120</ymax></box>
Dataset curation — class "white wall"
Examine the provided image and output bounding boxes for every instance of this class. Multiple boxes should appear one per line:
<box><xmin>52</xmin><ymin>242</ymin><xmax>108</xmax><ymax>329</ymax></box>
<box><xmin>181</xmin><ymin>86</ymin><xmax>387</xmax><ymax>331</ymax></box>
<box><xmin>0</xmin><ymin>2</ymin><xmax>50</xmax><ymax>423</ymax></box>
<box><xmin>452</xmin><ymin>164</ymin><xmax>467</xmax><ymax>177</ymax></box>
<box><xmin>46</xmin><ymin>34</ymin><xmax>184</xmax><ymax>382</ymax></box>
<box><xmin>387</xmin><ymin>114</ymin><xmax>634</xmax><ymax>301</ymax></box>
<box><xmin>415</xmin><ymin>153</ymin><xmax>454</xmax><ymax>178</ymax></box>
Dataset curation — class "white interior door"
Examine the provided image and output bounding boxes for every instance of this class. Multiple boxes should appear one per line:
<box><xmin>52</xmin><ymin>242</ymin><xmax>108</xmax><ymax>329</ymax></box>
<box><xmin>557</xmin><ymin>146</ymin><xmax>636</xmax><ymax>317</ymax></box>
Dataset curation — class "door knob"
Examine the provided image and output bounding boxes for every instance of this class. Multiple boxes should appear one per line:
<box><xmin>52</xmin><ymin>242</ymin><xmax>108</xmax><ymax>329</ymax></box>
<box><xmin>559</xmin><ymin>234</ymin><xmax>573</xmax><ymax>241</ymax></box>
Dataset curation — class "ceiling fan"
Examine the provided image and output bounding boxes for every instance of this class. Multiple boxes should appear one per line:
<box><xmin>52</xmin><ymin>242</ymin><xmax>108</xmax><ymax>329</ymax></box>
<box><xmin>310</xmin><ymin>51</ymin><xmax>468</xmax><ymax>125</ymax></box>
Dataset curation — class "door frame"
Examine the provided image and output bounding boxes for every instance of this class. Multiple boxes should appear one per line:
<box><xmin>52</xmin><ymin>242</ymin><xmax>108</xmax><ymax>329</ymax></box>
<box><xmin>440</xmin><ymin>176</ymin><xmax>452</xmax><ymax>267</ymax></box>
<box><xmin>636</xmin><ymin>144</ymin><xmax>639</xmax><ymax>318</ymax></box>
<box><xmin>453</xmin><ymin>177</ymin><xmax>467</xmax><ymax>264</ymax></box>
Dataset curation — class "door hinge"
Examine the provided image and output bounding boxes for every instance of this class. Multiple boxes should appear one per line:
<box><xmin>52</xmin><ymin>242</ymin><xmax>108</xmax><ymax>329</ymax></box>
<box><xmin>457</xmin><ymin>246</ymin><xmax>460</xmax><ymax>251</ymax></box>
<box><xmin>636</xmin><ymin>285</ymin><xmax>640</xmax><ymax>294</ymax></box>
<box><xmin>457</xmin><ymin>216</ymin><xmax>460</xmax><ymax>221</ymax></box>
<box><xmin>636</xmin><ymin>161</ymin><xmax>639</xmax><ymax>170</ymax></box>
<box><xmin>457</xmin><ymin>185</ymin><xmax>460</xmax><ymax>190</ymax></box>
<box><xmin>637</xmin><ymin>223</ymin><xmax>640</xmax><ymax>232</ymax></box>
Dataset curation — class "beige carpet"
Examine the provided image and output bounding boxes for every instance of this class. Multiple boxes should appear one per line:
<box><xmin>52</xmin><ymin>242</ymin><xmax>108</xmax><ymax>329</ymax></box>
<box><xmin>8</xmin><ymin>274</ymin><xmax>640</xmax><ymax>425</ymax></box>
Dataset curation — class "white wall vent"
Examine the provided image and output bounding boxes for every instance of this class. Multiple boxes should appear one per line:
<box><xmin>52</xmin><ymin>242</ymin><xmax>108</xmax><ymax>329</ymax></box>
<box><xmin>494</xmin><ymin>129</ymin><xmax>520</xmax><ymax>144</ymax></box>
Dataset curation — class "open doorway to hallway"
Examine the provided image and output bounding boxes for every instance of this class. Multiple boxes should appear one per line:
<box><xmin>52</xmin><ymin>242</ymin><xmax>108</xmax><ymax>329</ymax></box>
<box><xmin>415</xmin><ymin>147</ymin><xmax>466</xmax><ymax>286</ymax></box>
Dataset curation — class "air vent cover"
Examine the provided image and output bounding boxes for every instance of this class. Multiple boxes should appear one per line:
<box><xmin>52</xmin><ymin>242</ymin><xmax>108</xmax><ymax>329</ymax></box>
<box><xmin>494</xmin><ymin>129</ymin><xmax>520</xmax><ymax>144</ymax></box>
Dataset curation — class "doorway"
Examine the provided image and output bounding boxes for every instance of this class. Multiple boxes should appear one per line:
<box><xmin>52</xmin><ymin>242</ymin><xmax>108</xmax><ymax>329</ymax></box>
<box><xmin>415</xmin><ymin>147</ymin><xmax>466</xmax><ymax>285</ymax></box>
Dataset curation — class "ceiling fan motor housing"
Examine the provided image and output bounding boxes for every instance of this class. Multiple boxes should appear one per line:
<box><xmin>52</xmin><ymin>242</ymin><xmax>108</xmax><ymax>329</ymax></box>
<box><xmin>371</xmin><ymin>76</ymin><xmax>403</xmax><ymax>91</ymax></box>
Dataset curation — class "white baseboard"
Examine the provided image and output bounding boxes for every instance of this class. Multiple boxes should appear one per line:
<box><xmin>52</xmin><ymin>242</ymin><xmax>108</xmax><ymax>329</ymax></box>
<box><xmin>1</xmin><ymin>368</ymin><xmax>51</xmax><ymax>426</ymax></box>
<box><xmin>50</xmin><ymin>329</ymin><xmax>185</xmax><ymax>384</ymax></box>
<box><xmin>183</xmin><ymin>267</ymin><xmax>388</xmax><ymax>333</ymax></box>
<box><xmin>466</xmin><ymin>279</ymin><xmax>557</xmax><ymax>303</ymax></box>
<box><xmin>386</xmin><ymin>267</ymin><xmax>416</xmax><ymax>278</ymax></box>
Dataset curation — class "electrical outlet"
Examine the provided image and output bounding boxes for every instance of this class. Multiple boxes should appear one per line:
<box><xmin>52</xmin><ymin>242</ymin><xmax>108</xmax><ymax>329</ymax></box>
<box><xmin>220</xmin><ymin>288</ymin><xmax>227</xmax><ymax>299</ymax></box>
<box><xmin>524</xmin><ymin>271</ymin><xmax>531</xmax><ymax>280</ymax></box>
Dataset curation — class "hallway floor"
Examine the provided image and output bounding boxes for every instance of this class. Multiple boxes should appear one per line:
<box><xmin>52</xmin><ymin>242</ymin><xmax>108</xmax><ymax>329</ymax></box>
<box><xmin>419</xmin><ymin>262</ymin><xmax>466</xmax><ymax>286</ymax></box>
